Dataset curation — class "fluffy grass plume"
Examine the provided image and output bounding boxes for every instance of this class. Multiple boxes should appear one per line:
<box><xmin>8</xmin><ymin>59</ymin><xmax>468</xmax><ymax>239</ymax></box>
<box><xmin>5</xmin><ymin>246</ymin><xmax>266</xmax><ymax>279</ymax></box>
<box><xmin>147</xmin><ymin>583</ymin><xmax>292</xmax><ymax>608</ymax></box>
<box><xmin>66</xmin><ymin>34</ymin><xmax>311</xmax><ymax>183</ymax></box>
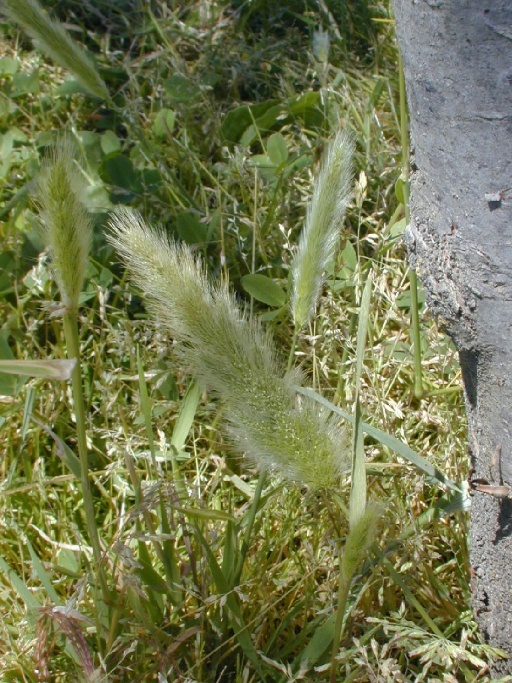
<box><xmin>37</xmin><ymin>138</ymin><xmax>93</xmax><ymax>313</ymax></box>
<box><xmin>109</xmin><ymin>208</ymin><xmax>350</xmax><ymax>488</ymax></box>
<box><xmin>1</xmin><ymin>0</ymin><xmax>108</xmax><ymax>99</ymax></box>
<box><xmin>291</xmin><ymin>131</ymin><xmax>354</xmax><ymax>329</ymax></box>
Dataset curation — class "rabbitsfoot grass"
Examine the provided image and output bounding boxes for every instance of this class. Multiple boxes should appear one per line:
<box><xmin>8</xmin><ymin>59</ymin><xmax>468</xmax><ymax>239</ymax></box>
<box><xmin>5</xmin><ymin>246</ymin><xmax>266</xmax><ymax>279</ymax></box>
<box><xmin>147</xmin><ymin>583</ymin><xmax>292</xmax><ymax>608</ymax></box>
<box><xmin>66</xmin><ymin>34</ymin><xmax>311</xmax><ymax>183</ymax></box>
<box><xmin>36</xmin><ymin>139</ymin><xmax>108</xmax><ymax>602</ymax></box>
<box><xmin>1</xmin><ymin>0</ymin><xmax>109</xmax><ymax>99</ymax></box>
<box><xmin>108</xmin><ymin>207</ymin><xmax>351</xmax><ymax>490</ymax></box>
<box><xmin>291</xmin><ymin>131</ymin><xmax>354</xmax><ymax>333</ymax></box>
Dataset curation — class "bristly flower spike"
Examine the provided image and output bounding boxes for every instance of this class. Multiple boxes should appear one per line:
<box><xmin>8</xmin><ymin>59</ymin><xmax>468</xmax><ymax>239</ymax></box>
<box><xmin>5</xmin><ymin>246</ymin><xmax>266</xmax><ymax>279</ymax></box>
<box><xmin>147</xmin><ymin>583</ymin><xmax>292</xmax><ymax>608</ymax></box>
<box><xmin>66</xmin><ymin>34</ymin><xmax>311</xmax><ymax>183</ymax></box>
<box><xmin>291</xmin><ymin>131</ymin><xmax>354</xmax><ymax>330</ymax></box>
<box><xmin>108</xmin><ymin>208</ymin><xmax>351</xmax><ymax>489</ymax></box>
<box><xmin>1</xmin><ymin>0</ymin><xmax>108</xmax><ymax>99</ymax></box>
<box><xmin>37</xmin><ymin>138</ymin><xmax>93</xmax><ymax>313</ymax></box>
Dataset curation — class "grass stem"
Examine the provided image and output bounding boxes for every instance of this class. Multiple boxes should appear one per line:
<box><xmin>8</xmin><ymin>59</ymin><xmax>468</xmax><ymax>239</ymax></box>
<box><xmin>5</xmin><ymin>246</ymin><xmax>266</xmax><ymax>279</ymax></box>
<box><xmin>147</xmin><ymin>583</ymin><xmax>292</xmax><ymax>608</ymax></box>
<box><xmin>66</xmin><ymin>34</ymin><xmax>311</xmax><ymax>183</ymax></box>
<box><xmin>62</xmin><ymin>311</ymin><xmax>109</xmax><ymax>604</ymax></box>
<box><xmin>287</xmin><ymin>328</ymin><xmax>298</xmax><ymax>372</ymax></box>
<box><xmin>399</xmin><ymin>52</ymin><xmax>423</xmax><ymax>399</ymax></box>
<box><xmin>329</xmin><ymin>554</ymin><xmax>353</xmax><ymax>683</ymax></box>
<box><xmin>233</xmin><ymin>469</ymin><xmax>266</xmax><ymax>585</ymax></box>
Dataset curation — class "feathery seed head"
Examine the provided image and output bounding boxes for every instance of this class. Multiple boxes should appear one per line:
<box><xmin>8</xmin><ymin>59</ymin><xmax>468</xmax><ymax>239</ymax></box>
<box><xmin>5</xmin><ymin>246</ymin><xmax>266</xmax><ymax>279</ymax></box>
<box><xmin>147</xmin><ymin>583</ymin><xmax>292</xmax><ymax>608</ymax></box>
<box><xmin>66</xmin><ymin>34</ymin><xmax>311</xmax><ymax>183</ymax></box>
<box><xmin>108</xmin><ymin>208</ymin><xmax>351</xmax><ymax>489</ymax></box>
<box><xmin>37</xmin><ymin>138</ymin><xmax>93</xmax><ymax>313</ymax></box>
<box><xmin>1</xmin><ymin>0</ymin><xmax>108</xmax><ymax>99</ymax></box>
<box><xmin>291</xmin><ymin>131</ymin><xmax>354</xmax><ymax>330</ymax></box>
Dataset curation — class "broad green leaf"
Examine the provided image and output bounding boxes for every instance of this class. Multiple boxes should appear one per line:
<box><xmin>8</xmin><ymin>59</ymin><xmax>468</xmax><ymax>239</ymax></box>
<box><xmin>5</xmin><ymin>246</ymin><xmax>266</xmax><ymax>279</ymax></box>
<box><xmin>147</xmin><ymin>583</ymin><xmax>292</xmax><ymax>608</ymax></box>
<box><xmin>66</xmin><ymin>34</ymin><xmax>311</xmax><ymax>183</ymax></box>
<box><xmin>260</xmin><ymin>305</ymin><xmax>286</xmax><ymax>322</ymax></box>
<box><xmin>103</xmin><ymin>154</ymin><xmax>138</xmax><ymax>190</ymax></box>
<box><xmin>164</xmin><ymin>74</ymin><xmax>200</xmax><ymax>103</ymax></box>
<box><xmin>0</xmin><ymin>249</ymin><xmax>17</xmax><ymax>298</ymax></box>
<box><xmin>175</xmin><ymin>212</ymin><xmax>208</xmax><ymax>245</ymax></box>
<box><xmin>251</xmin><ymin>154</ymin><xmax>275</xmax><ymax>170</ymax></box>
<box><xmin>56</xmin><ymin>548</ymin><xmax>79</xmax><ymax>575</ymax></box>
<box><xmin>220</xmin><ymin>99</ymin><xmax>280</xmax><ymax>144</ymax></box>
<box><xmin>267</xmin><ymin>132</ymin><xmax>288</xmax><ymax>166</ymax></box>
<box><xmin>153</xmin><ymin>108</ymin><xmax>176</xmax><ymax>138</ymax></box>
<box><xmin>350</xmin><ymin>398</ymin><xmax>366</xmax><ymax>528</ymax></box>
<box><xmin>136</xmin><ymin>551</ymin><xmax>168</xmax><ymax>595</ymax></box>
<box><xmin>56</xmin><ymin>79</ymin><xmax>85</xmax><ymax>96</ymax></box>
<box><xmin>170</xmin><ymin>381</ymin><xmax>201</xmax><ymax>503</ymax></box>
<box><xmin>288</xmin><ymin>91</ymin><xmax>323</xmax><ymax>127</ymax></box>
<box><xmin>140</xmin><ymin>168</ymin><xmax>162</xmax><ymax>191</ymax></box>
<box><xmin>100</xmin><ymin>130</ymin><xmax>121</xmax><ymax>155</ymax></box>
<box><xmin>0</xmin><ymin>56</ymin><xmax>18</xmax><ymax>76</ymax></box>
<box><xmin>12</xmin><ymin>69</ymin><xmax>40</xmax><ymax>95</ymax></box>
<box><xmin>354</xmin><ymin>272</ymin><xmax>372</xmax><ymax>385</ymax></box>
<box><xmin>390</xmin><ymin>216</ymin><xmax>407</xmax><ymax>237</ymax></box>
<box><xmin>241</xmin><ymin>273</ymin><xmax>286</xmax><ymax>307</ymax></box>
<box><xmin>21</xmin><ymin>386</ymin><xmax>35</xmax><ymax>441</ymax></box>
<box><xmin>396</xmin><ymin>288</ymin><xmax>426</xmax><ymax>310</ymax></box>
<box><xmin>288</xmin><ymin>90</ymin><xmax>321</xmax><ymax>115</ymax></box>
<box><xmin>368</xmin><ymin>77</ymin><xmax>385</xmax><ymax>110</ymax></box>
<box><xmin>7</xmin><ymin>126</ymin><xmax>28</xmax><ymax>143</ymax></box>
<box><xmin>395</xmin><ymin>177</ymin><xmax>409</xmax><ymax>205</ymax></box>
<box><xmin>251</xmin><ymin>154</ymin><xmax>277</xmax><ymax>182</ymax></box>
<box><xmin>240</xmin><ymin>104</ymin><xmax>284</xmax><ymax>146</ymax></box>
<box><xmin>74</xmin><ymin>130</ymin><xmax>100</xmax><ymax>148</ymax></box>
<box><xmin>340</xmin><ymin>240</ymin><xmax>357</xmax><ymax>272</ymax></box>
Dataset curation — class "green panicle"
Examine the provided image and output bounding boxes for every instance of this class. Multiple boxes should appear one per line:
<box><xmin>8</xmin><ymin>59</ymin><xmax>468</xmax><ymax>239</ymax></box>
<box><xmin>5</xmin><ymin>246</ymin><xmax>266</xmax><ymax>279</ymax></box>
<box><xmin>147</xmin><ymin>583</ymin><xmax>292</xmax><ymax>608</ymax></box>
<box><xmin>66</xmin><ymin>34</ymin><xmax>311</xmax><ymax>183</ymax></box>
<box><xmin>1</xmin><ymin>0</ymin><xmax>108</xmax><ymax>99</ymax></box>
<box><xmin>108</xmin><ymin>208</ymin><xmax>351</xmax><ymax>489</ymax></box>
<box><xmin>292</xmin><ymin>131</ymin><xmax>354</xmax><ymax>330</ymax></box>
<box><xmin>37</xmin><ymin>138</ymin><xmax>93</xmax><ymax>313</ymax></box>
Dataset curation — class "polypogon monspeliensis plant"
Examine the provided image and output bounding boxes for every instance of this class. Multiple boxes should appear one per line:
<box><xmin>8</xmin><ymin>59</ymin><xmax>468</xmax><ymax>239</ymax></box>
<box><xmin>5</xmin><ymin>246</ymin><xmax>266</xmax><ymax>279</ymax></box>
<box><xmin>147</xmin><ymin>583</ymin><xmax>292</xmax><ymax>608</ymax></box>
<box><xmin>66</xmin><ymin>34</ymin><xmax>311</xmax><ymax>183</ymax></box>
<box><xmin>1</xmin><ymin>0</ymin><xmax>108</xmax><ymax>99</ymax></box>
<box><xmin>36</xmin><ymin>138</ymin><xmax>108</xmax><ymax>601</ymax></box>
<box><xmin>291</xmin><ymin>130</ymin><xmax>354</xmax><ymax>331</ymax></box>
<box><xmin>36</xmin><ymin>137</ymin><xmax>94</xmax><ymax>314</ymax></box>
<box><xmin>108</xmin><ymin>205</ymin><xmax>351</xmax><ymax>490</ymax></box>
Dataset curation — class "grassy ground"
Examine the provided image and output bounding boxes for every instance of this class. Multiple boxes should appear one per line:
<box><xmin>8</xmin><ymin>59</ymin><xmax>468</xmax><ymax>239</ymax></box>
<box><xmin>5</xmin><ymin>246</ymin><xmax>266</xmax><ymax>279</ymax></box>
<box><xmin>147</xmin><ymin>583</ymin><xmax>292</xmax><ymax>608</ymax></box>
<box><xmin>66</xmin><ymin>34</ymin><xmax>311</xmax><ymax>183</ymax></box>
<box><xmin>0</xmin><ymin>1</ymin><xmax>505</xmax><ymax>681</ymax></box>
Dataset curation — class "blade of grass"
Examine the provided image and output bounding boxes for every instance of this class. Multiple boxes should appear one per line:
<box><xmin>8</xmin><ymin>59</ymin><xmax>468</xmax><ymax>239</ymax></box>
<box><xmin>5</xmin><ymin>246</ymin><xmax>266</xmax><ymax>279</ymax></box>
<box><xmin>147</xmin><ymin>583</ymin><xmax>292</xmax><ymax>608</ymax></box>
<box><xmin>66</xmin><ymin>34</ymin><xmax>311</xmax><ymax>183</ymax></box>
<box><xmin>399</xmin><ymin>50</ymin><xmax>423</xmax><ymax>399</ymax></box>
<box><xmin>0</xmin><ymin>358</ymin><xmax>76</xmax><ymax>379</ymax></box>
<box><xmin>124</xmin><ymin>451</ymin><xmax>182</xmax><ymax>606</ymax></box>
<box><xmin>193</xmin><ymin>525</ymin><xmax>267</xmax><ymax>679</ymax></box>
<box><xmin>137</xmin><ymin>346</ymin><xmax>157</xmax><ymax>470</ymax></box>
<box><xmin>26</xmin><ymin>537</ymin><xmax>61</xmax><ymax>606</ymax></box>
<box><xmin>349</xmin><ymin>270</ymin><xmax>372</xmax><ymax>528</ymax></box>
<box><xmin>32</xmin><ymin>417</ymin><xmax>82</xmax><ymax>480</ymax></box>
<box><xmin>331</xmin><ymin>272</ymin><xmax>373</xmax><ymax>683</ymax></box>
<box><xmin>0</xmin><ymin>557</ymin><xmax>40</xmax><ymax>627</ymax></box>
<box><xmin>295</xmin><ymin>387</ymin><xmax>462</xmax><ymax>492</ymax></box>
<box><xmin>170</xmin><ymin>381</ymin><xmax>201</xmax><ymax>502</ymax></box>
<box><xmin>63</xmin><ymin>311</ymin><xmax>109</xmax><ymax>604</ymax></box>
<box><xmin>383</xmin><ymin>557</ymin><xmax>444</xmax><ymax>638</ymax></box>
<box><xmin>233</xmin><ymin>470</ymin><xmax>267</xmax><ymax>586</ymax></box>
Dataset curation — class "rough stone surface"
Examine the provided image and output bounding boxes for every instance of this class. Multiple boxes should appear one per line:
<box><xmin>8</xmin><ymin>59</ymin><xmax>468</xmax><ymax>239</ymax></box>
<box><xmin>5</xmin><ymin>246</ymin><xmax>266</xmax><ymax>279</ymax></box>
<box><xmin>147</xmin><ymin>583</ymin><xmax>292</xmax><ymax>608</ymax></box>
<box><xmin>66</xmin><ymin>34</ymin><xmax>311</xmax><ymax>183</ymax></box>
<box><xmin>393</xmin><ymin>0</ymin><xmax>512</xmax><ymax>673</ymax></box>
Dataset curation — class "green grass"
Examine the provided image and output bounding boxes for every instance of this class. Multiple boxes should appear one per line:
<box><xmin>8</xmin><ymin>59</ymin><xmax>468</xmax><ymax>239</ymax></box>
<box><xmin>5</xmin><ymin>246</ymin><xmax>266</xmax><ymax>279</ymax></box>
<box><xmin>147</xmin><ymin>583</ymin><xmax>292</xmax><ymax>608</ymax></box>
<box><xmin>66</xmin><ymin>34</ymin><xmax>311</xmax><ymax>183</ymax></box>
<box><xmin>0</xmin><ymin>1</ymin><xmax>506</xmax><ymax>681</ymax></box>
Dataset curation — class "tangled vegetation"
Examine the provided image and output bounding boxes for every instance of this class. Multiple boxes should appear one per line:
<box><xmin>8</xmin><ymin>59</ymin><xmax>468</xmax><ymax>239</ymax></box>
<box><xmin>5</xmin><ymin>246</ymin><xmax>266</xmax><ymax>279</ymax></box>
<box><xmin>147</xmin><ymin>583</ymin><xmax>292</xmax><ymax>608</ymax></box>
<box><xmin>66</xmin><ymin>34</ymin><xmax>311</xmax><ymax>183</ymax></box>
<box><xmin>0</xmin><ymin>1</ymin><xmax>506</xmax><ymax>681</ymax></box>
